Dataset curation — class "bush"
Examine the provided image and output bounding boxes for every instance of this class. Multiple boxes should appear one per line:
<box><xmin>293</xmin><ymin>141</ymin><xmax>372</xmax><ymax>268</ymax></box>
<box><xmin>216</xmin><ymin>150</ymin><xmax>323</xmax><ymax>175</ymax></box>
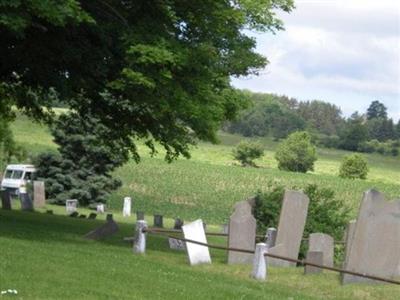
<box><xmin>232</xmin><ymin>141</ymin><xmax>264</xmax><ymax>167</ymax></box>
<box><xmin>275</xmin><ymin>131</ymin><xmax>317</xmax><ymax>173</ymax></box>
<box><xmin>253</xmin><ymin>184</ymin><xmax>351</xmax><ymax>262</ymax></box>
<box><xmin>339</xmin><ymin>154</ymin><xmax>369</xmax><ymax>179</ymax></box>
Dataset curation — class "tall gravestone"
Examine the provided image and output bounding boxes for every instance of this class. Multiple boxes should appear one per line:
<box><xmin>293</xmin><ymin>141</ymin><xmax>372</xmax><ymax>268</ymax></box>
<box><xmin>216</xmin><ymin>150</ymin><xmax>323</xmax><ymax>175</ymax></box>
<box><xmin>228</xmin><ymin>200</ymin><xmax>256</xmax><ymax>264</ymax></box>
<box><xmin>66</xmin><ymin>199</ymin><xmax>78</xmax><ymax>214</ymax></box>
<box><xmin>33</xmin><ymin>181</ymin><xmax>46</xmax><ymax>208</ymax></box>
<box><xmin>182</xmin><ymin>219</ymin><xmax>211</xmax><ymax>265</ymax></box>
<box><xmin>269</xmin><ymin>190</ymin><xmax>309</xmax><ymax>267</ymax></box>
<box><xmin>342</xmin><ymin>190</ymin><xmax>400</xmax><ymax>284</ymax></box>
<box><xmin>123</xmin><ymin>197</ymin><xmax>131</xmax><ymax>217</ymax></box>
<box><xmin>20</xmin><ymin>187</ymin><xmax>33</xmax><ymax>211</ymax></box>
<box><xmin>1</xmin><ymin>190</ymin><xmax>12</xmax><ymax>210</ymax></box>
<box><xmin>97</xmin><ymin>204</ymin><xmax>105</xmax><ymax>214</ymax></box>
<box><xmin>308</xmin><ymin>233</ymin><xmax>334</xmax><ymax>267</ymax></box>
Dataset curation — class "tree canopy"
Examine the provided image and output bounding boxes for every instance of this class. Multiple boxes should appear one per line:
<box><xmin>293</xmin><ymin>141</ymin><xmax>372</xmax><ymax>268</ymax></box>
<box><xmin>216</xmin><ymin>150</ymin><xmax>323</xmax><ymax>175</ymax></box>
<box><xmin>0</xmin><ymin>0</ymin><xmax>294</xmax><ymax>161</ymax></box>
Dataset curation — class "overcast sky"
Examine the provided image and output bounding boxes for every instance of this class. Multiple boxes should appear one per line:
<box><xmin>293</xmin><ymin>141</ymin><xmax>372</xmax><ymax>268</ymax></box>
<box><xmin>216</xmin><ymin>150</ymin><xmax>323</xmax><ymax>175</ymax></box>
<box><xmin>232</xmin><ymin>0</ymin><xmax>400</xmax><ymax>121</ymax></box>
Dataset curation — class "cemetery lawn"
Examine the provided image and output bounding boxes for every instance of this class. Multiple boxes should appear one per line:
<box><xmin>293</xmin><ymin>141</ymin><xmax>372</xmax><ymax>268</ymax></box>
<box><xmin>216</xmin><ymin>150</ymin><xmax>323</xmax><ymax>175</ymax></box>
<box><xmin>9</xmin><ymin>115</ymin><xmax>400</xmax><ymax>223</ymax></box>
<box><xmin>1</xmin><ymin>209</ymin><xmax>399</xmax><ymax>300</ymax></box>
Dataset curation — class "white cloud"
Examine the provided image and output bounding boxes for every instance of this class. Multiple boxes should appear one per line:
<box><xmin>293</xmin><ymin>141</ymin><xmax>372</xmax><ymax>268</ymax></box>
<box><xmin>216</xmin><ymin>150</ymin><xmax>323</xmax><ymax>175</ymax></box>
<box><xmin>233</xmin><ymin>0</ymin><xmax>400</xmax><ymax>121</ymax></box>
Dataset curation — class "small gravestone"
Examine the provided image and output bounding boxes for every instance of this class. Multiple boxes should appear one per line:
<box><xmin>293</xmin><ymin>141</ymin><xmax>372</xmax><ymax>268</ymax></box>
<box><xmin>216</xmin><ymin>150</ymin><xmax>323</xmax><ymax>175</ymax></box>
<box><xmin>168</xmin><ymin>237</ymin><xmax>186</xmax><ymax>251</ymax></box>
<box><xmin>228</xmin><ymin>200</ymin><xmax>256</xmax><ymax>264</ymax></box>
<box><xmin>182</xmin><ymin>219</ymin><xmax>211</xmax><ymax>265</ymax></box>
<box><xmin>308</xmin><ymin>233</ymin><xmax>334</xmax><ymax>267</ymax></box>
<box><xmin>265</xmin><ymin>228</ymin><xmax>277</xmax><ymax>249</ymax></box>
<box><xmin>85</xmin><ymin>214</ymin><xmax>119</xmax><ymax>240</ymax></box>
<box><xmin>304</xmin><ymin>251</ymin><xmax>324</xmax><ymax>274</ymax></box>
<box><xmin>79</xmin><ymin>214</ymin><xmax>87</xmax><ymax>218</ymax></box>
<box><xmin>96</xmin><ymin>204</ymin><xmax>105</xmax><ymax>214</ymax></box>
<box><xmin>174</xmin><ymin>218</ymin><xmax>184</xmax><ymax>230</ymax></box>
<box><xmin>46</xmin><ymin>210</ymin><xmax>53</xmax><ymax>214</ymax></box>
<box><xmin>33</xmin><ymin>181</ymin><xmax>46</xmax><ymax>208</ymax></box>
<box><xmin>88</xmin><ymin>213</ymin><xmax>97</xmax><ymax>220</ymax></box>
<box><xmin>123</xmin><ymin>197</ymin><xmax>132</xmax><ymax>217</ymax></box>
<box><xmin>269</xmin><ymin>190</ymin><xmax>309</xmax><ymax>267</ymax></box>
<box><xmin>342</xmin><ymin>190</ymin><xmax>400</xmax><ymax>284</ymax></box>
<box><xmin>136</xmin><ymin>211</ymin><xmax>144</xmax><ymax>221</ymax></box>
<box><xmin>1</xmin><ymin>190</ymin><xmax>11</xmax><ymax>210</ymax></box>
<box><xmin>20</xmin><ymin>188</ymin><xmax>33</xmax><ymax>211</ymax></box>
<box><xmin>69</xmin><ymin>211</ymin><xmax>79</xmax><ymax>218</ymax></box>
<box><xmin>66</xmin><ymin>199</ymin><xmax>78</xmax><ymax>214</ymax></box>
<box><xmin>154</xmin><ymin>214</ymin><xmax>163</xmax><ymax>228</ymax></box>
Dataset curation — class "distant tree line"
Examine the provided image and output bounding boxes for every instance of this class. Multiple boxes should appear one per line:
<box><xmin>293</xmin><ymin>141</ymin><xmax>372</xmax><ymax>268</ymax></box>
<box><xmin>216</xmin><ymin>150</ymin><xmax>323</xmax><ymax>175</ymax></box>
<box><xmin>224</xmin><ymin>92</ymin><xmax>400</xmax><ymax>156</ymax></box>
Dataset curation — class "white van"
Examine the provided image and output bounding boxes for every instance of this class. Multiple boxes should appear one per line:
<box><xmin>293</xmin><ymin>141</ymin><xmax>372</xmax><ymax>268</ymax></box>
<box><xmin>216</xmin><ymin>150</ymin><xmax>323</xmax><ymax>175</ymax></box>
<box><xmin>1</xmin><ymin>164</ymin><xmax>37</xmax><ymax>195</ymax></box>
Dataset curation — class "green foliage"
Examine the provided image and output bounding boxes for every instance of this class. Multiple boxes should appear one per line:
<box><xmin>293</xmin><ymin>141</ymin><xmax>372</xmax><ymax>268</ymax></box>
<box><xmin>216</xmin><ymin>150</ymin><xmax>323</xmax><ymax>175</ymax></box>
<box><xmin>34</xmin><ymin>113</ymin><xmax>128</xmax><ymax>206</ymax></box>
<box><xmin>254</xmin><ymin>184</ymin><xmax>351</xmax><ymax>261</ymax></box>
<box><xmin>366</xmin><ymin>100</ymin><xmax>388</xmax><ymax>120</ymax></box>
<box><xmin>232</xmin><ymin>141</ymin><xmax>264</xmax><ymax>167</ymax></box>
<box><xmin>275</xmin><ymin>131</ymin><xmax>317</xmax><ymax>173</ymax></box>
<box><xmin>338</xmin><ymin>112</ymin><xmax>369</xmax><ymax>151</ymax></box>
<box><xmin>339</xmin><ymin>154</ymin><xmax>369</xmax><ymax>180</ymax></box>
<box><xmin>0</xmin><ymin>118</ymin><xmax>26</xmax><ymax>170</ymax></box>
<box><xmin>358</xmin><ymin>139</ymin><xmax>399</xmax><ymax>157</ymax></box>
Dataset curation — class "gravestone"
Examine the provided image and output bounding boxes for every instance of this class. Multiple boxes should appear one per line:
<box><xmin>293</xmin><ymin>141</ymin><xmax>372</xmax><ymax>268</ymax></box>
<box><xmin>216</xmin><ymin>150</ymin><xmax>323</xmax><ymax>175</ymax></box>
<box><xmin>154</xmin><ymin>214</ymin><xmax>163</xmax><ymax>228</ymax></box>
<box><xmin>265</xmin><ymin>227</ymin><xmax>277</xmax><ymax>249</ymax></box>
<box><xmin>33</xmin><ymin>181</ymin><xmax>46</xmax><ymax>208</ymax></box>
<box><xmin>96</xmin><ymin>204</ymin><xmax>105</xmax><ymax>214</ymax></box>
<box><xmin>66</xmin><ymin>199</ymin><xmax>78</xmax><ymax>214</ymax></box>
<box><xmin>20</xmin><ymin>188</ymin><xmax>33</xmax><ymax>211</ymax></box>
<box><xmin>1</xmin><ymin>190</ymin><xmax>11</xmax><ymax>210</ymax></box>
<box><xmin>228</xmin><ymin>200</ymin><xmax>256</xmax><ymax>264</ymax></box>
<box><xmin>343</xmin><ymin>219</ymin><xmax>356</xmax><ymax>268</ymax></box>
<box><xmin>136</xmin><ymin>211</ymin><xmax>144</xmax><ymax>221</ymax></box>
<box><xmin>168</xmin><ymin>237</ymin><xmax>186</xmax><ymax>251</ymax></box>
<box><xmin>88</xmin><ymin>213</ymin><xmax>97</xmax><ymax>220</ymax></box>
<box><xmin>221</xmin><ymin>224</ymin><xmax>229</xmax><ymax>234</ymax></box>
<box><xmin>308</xmin><ymin>233</ymin><xmax>334</xmax><ymax>267</ymax></box>
<box><xmin>342</xmin><ymin>190</ymin><xmax>400</xmax><ymax>284</ymax></box>
<box><xmin>85</xmin><ymin>214</ymin><xmax>119</xmax><ymax>240</ymax></box>
<box><xmin>123</xmin><ymin>197</ymin><xmax>132</xmax><ymax>217</ymax></box>
<box><xmin>182</xmin><ymin>219</ymin><xmax>211</xmax><ymax>265</ymax></box>
<box><xmin>174</xmin><ymin>218</ymin><xmax>184</xmax><ymax>230</ymax></box>
<box><xmin>304</xmin><ymin>251</ymin><xmax>323</xmax><ymax>274</ymax></box>
<box><xmin>269</xmin><ymin>190</ymin><xmax>309</xmax><ymax>267</ymax></box>
<box><xmin>69</xmin><ymin>211</ymin><xmax>79</xmax><ymax>218</ymax></box>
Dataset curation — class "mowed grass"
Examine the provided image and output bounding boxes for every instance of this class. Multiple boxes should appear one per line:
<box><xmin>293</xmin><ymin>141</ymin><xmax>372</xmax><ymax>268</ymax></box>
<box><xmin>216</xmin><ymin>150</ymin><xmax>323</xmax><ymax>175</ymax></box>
<box><xmin>9</xmin><ymin>115</ymin><xmax>400</xmax><ymax>224</ymax></box>
<box><xmin>1</xmin><ymin>209</ymin><xmax>399</xmax><ymax>300</ymax></box>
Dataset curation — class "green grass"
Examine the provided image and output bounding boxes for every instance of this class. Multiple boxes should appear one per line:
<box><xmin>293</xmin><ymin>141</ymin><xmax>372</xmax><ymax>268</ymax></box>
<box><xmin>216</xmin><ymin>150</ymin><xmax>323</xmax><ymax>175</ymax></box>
<box><xmin>1</xmin><ymin>209</ymin><xmax>399</xmax><ymax>299</ymax></box>
<box><xmin>7</xmin><ymin>115</ymin><xmax>400</xmax><ymax>224</ymax></box>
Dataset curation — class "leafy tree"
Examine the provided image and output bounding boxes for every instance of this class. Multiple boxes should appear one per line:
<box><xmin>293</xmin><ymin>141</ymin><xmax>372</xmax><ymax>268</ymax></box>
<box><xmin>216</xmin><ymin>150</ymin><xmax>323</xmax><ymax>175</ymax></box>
<box><xmin>232</xmin><ymin>141</ymin><xmax>264</xmax><ymax>167</ymax></box>
<box><xmin>0</xmin><ymin>118</ymin><xmax>26</xmax><ymax>171</ymax></box>
<box><xmin>275</xmin><ymin>131</ymin><xmax>317</xmax><ymax>173</ymax></box>
<box><xmin>1</xmin><ymin>0</ymin><xmax>294</xmax><ymax>163</ymax></box>
<box><xmin>34</xmin><ymin>113</ymin><xmax>128</xmax><ymax>205</ymax></box>
<box><xmin>339</xmin><ymin>112</ymin><xmax>368</xmax><ymax>151</ymax></box>
<box><xmin>366</xmin><ymin>100</ymin><xmax>388</xmax><ymax>120</ymax></box>
<box><xmin>339</xmin><ymin>154</ymin><xmax>369</xmax><ymax>180</ymax></box>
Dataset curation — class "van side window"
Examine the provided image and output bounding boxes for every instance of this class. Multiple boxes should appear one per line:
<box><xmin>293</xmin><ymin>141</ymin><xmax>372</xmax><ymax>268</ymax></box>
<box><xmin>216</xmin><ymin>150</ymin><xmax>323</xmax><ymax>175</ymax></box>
<box><xmin>5</xmin><ymin>170</ymin><xmax>13</xmax><ymax>178</ymax></box>
<box><xmin>11</xmin><ymin>171</ymin><xmax>23</xmax><ymax>179</ymax></box>
<box><xmin>24</xmin><ymin>172</ymin><xmax>32</xmax><ymax>180</ymax></box>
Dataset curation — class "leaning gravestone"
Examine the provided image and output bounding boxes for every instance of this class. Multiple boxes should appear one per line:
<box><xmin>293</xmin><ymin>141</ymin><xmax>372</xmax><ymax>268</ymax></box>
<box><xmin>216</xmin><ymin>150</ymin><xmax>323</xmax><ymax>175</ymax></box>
<box><xmin>20</xmin><ymin>188</ymin><xmax>33</xmax><ymax>211</ymax></box>
<box><xmin>33</xmin><ymin>181</ymin><xmax>46</xmax><ymax>208</ymax></box>
<box><xmin>123</xmin><ymin>197</ymin><xmax>131</xmax><ymax>217</ymax></box>
<box><xmin>85</xmin><ymin>214</ymin><xmax>119</xmax><ymax>240</ymax></box>
<box><xmin>228</xmin><ymin>200</ymin><xmax>256</xmax><ymax>264</ymax></box>
<box><xmin>1</xmin><ymin>189</ymin><xmax>12</xmax><ymax>210</ymax></box>
<box><xmin>269</xmin><ymin>190</ymin><xmax>309</xmax><ymax>267</ymax></box>
<box><xmin>182</xmin><ymin>219</ymin><xmax>211</xmax><ymax>265</ymax></box>
<box><xmin>308</xmin><ymin>233</ymin><xmax>334</xmax><ymax>267</ymax></box>
<box><xmin>66</xmin><ymin>199</ymin><xmax>78</xmax><ymax>214</ymax></box>
<box><xmin>342</xmin><ymin>190</ymin><xmax>400</xmax><ymax>284</ymax></box>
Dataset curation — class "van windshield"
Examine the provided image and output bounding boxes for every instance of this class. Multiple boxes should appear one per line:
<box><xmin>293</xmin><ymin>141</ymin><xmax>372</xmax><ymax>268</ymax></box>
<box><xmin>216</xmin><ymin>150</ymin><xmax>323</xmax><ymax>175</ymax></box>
<box><xmin>11</xmin><ymin>170</ymin><xmax>23</xmax><ymax>179</ymax></box>
<box><xmin>5</xmin><ymin>170</ymin><xmax>13</xmax><ymax>178</ymax></box>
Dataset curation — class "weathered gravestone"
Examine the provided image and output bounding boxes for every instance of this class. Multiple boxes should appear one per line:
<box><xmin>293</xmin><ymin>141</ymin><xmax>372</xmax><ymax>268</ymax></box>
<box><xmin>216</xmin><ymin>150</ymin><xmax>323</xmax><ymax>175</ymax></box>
<box><xmin>85</xmin><ymin>214</ymin><xmax>119</xmax><ymax>240</ymax></box>
<box><xmin>228</xmin><ymin>200</ymin><xmax>256</xmax><ymax>264</ymax></box>
<box><xmin>136</xmin><ymin>211</ymin><xmax>144</xmax><ymax>221</ymax></box>
<box><xmin>269</xmin><ymin>190</ymin><xmax>309</xmax><ymax>267</ymax></box>
<box><xmin>20</xmin><ymin>188</ymin><xmax>33</xmax><ymax>211</ymax></box>
<box><xmin>174</xmin><ymin>218</ymin><xmax>184</xmax><ymax>230</ymax></box>
<box><xmin>96</xmin><ymin>204</ymin><xmax>105</xmax><ymax>214</ymax></box>
<box><xmin>1</xmin><ymin>189</ymin><xmax>11</xmax><ymax>210</ymax></box>
<box><xmin>182</xmin><ymin>219</ymin><xmax>211</xmax><ymax>265</ymax></box>
<box><xmin>33</xmin><ymin>181</ymin><xmax>46</xmax><ymax>208</ymax></box>
<box><xmin>66</xmin><ymin>199</ymin><xmax>78</xmax><ymax>214</ymax></box>
<box><xmin>168</xmin><ymin>238</ymin><xmax>186</xmax><ymax>251</ymax></box>
<box><xmin>343</xmin><ymin>219</ymin><xmax>356</xmax><ymax>268</ymax></box>
<box><xmin>304</xmin><ymin>251</ymin><xmax>323</xmax><ymax>275</ymax></box>
<box><xmin>342</xmin><ymin>190</ymin><xmax>400</xmax><ymax>284</ymax></box>
<box><xmin>265</xmin><ymin>227</ymin><xmax>277</xmax><ymax>249</ymax></box>
<box><xmin>123</xmin><ymin>197</ymin><xmax>131</xmax><ymax>217</ymax></box>
<box><xmin>308</xmin><ymin>233</ymin><xmax>334</xmax><ymax>267</ymax></box>
<box><xmin>154</xmin><ymin>214</ymin><xmax>163</xmax><ymax>228</ymax></box>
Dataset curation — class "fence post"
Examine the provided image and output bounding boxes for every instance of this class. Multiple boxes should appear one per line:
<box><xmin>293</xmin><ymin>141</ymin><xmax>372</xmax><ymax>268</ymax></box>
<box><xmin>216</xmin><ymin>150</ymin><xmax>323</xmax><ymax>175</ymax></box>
<box><xmin>133</xmin><ymin>220</ymin><xmax>147</xmax><ymax>254</ymax></box>
<box><xmin>251</xmin><ymin>243</ymin><xmax>268</xmax><ymax>281</ymax></box>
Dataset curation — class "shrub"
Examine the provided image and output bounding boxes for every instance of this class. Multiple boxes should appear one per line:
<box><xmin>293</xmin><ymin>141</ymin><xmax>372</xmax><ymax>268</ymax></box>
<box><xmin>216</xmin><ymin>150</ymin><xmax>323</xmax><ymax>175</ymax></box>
<box><xmin>275</xmin><ymin>131</ymin><xmax>317</xmax><ymax>173</ymax></box>
<box><xmin>232</xmin><ymin>141</ymin><xmax>264</xmax><ymax>167</ymax></box>
<box><xmin>253</xmin><ymin>184</ymin><xmax>350</xmax><ymax>262</ymax></box>
<box><xmin>339</xmin><ymin>154</ymin><xmax>369</xmax><ymax>179</ymax></box>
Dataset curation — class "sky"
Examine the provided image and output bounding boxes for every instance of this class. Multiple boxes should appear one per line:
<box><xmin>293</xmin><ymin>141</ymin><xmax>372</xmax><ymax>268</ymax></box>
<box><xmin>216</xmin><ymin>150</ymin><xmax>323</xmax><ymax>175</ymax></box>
<box><xmin>231</xmin><ymin>0</ymin><xmax>400</xmax><ymax>121</ymax></box>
